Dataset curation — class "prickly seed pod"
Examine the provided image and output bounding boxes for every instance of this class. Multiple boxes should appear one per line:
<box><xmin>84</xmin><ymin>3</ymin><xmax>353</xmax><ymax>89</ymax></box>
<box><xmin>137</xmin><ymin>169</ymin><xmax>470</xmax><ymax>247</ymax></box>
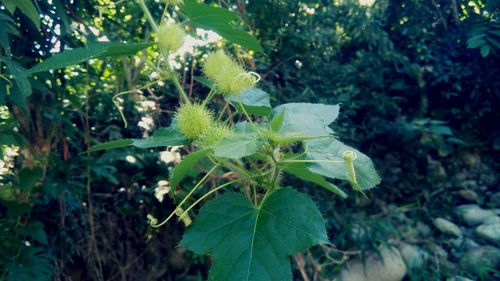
<box><xmin>175</xmin><ymin>103</ymin><xmax>214</xmax><ymax>140</ymax></box>
<box><xmin>196</xmin><ymin>122</ymin><xmax>232</xmax><ymax>148</ymax></box>
<box><xmin>203</xmin><ymin>51</ymin><xmax>257</xmax><ymax>96</ymax></box>
<box><xmin>157</xmin><ymin>23</ymin><xmax>185</xmax><ymax>52</ymax></box>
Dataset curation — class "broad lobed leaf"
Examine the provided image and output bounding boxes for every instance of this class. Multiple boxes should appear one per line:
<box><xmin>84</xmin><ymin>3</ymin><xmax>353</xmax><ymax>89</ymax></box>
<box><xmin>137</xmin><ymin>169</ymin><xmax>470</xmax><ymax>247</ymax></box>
<box><xmin>181</xmin><ymin>188</ymin><xmax>328</xmax><ymax>281</ymax></box>
<box><xmin>213</xmin><ymin>125</ymin><xmax>264</xmax><ymax>159</ymax></box>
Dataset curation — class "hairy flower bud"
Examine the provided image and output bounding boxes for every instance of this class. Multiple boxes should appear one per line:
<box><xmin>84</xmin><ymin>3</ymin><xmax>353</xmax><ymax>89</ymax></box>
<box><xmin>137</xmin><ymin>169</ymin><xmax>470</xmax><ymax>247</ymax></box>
<box><xmin>196</xmin><ymin>122</ymin><xmax>232</xmax><ymax>148</ymax></box>
<box><xmin>203</xmin><ymin>51</ymin><xmax>257</xmax><ymax>96</ymax></box>
<box><xmin>175</xmin><ymin>103</ymin><xmax>213</xmax><ymax>140</ymax></box>
<box><xmin>157</xmin><ymin>23</ymin><xmax>185</xmax><ymax>52</ymax></box>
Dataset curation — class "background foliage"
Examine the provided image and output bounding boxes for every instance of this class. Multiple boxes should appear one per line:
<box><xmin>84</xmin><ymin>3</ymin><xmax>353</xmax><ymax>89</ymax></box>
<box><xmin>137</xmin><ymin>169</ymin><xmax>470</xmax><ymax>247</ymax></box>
<box><xmin>0</xmin><ymin>0</ymin><xmax>498</xmax><ymax>280</ymax></box>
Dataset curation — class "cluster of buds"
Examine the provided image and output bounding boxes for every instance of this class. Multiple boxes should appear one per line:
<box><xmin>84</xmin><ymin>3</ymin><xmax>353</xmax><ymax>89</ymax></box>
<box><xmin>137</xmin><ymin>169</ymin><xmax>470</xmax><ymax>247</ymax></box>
<box><xmin>175</xmin><ymin>103</ymin><xmax>231</xmax><ymax>148</ymax></box>
<box><xmin>203</xmin><ymin>51</ymin><xmax>258</xmax><ymax>96</ymax></box>
<box><xmin>157</xmin><ymin>22</ymin><xmax>185</xmax><ymax>52</ymax></box>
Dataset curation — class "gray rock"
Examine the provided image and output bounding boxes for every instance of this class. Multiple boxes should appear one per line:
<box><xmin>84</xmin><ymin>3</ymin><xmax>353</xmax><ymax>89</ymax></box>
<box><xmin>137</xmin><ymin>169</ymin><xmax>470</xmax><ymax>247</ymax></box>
<box><xmin>491</xmin><ymin>192</ymin><xmax>500</xmax><ymax>208</ymax></box>
<box><xmin>335</xmin><ymin>246</ymin><xmax>406</xmax><ymax>281</ymax></box>
<box><xmin>431</xmin><ymin>245</ymin><xmax>448</xmax><ymax>259</ymax></box>
<box><xmin>460</xmin><ymin>246</ymin><xmax>500</xmax><ymax>274</ymax></box>
<box><xmin>399</xmin><ymin>244</ymin><xmax>428</xmax><ymax>268</ymax></box>
<box><xmin>455</xmin><ymin>204</ymin><xmax>497</xmax><ymax>226</ymax></box>
<box><xmin>433</xmin><ymin>218</ymin><xmax>462</xmax><ymax>237</ymax></box>
<box><xmin>475</xmin><ymin>223</ymin><xmax>500</xmax><ymax>243</ymax></box>
<box><xmin>451</xmin><ymin>237</ymin><xmax>480</xmax><ymax>250</ymax></box>
<box><xmin>463</xmin><ymin>238</ymin><xmax>481</xmax><ymax>250</ymax></box>
<box><xmin>458</xmin><ymin>189</ymin><xmax>478</xmax><ymax>202</ymax></box>
<box><xmin>483</xmin><ymin>216</ymin><xmax>500</xmax><ymax>225</ymax></box>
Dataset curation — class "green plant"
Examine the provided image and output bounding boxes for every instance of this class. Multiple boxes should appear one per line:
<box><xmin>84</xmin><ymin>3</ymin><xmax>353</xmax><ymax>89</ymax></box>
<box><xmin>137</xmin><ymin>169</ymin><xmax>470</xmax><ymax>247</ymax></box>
<box><xmin>0</xmin><ymin>0</ymin><xmax>385</xmax><ymax>279</ymax></box>
<box><xmin>83</xmin><ymin>1</ymin><xmax>381</xmax><ymax>280</ymax></box>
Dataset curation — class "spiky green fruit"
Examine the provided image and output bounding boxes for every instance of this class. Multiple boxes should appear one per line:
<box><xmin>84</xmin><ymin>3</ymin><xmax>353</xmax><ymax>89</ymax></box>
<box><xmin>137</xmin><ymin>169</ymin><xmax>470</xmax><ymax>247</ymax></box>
<box><xmin>175</xmin><ymin>103</ymin><xmax>214</xmax><ymax>140</ymax></box>
<box><xmin>157</xmin><ymin>23</ymin><xmax>185</xmax><ymax>52</ymax></box>
<box><xmin>197</xmin><ymin>122</ymin><xmax>232</xmax><ymax>148</ymax></box>
<box><xmin>203</xmin><ymin>51</ymin><xmax>257</xmax><ymax>96</ymax></box>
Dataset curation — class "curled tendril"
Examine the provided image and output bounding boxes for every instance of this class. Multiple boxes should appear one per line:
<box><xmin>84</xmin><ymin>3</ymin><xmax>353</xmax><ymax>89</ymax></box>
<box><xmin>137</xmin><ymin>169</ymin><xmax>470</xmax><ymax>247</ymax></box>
<box><xmin>342</xmin><ymin>150</ymin><xmax>358</xmax><ymax>186</ymax></box>
<box><xmin>147</xmin><ymin>214</ymin><xmax>158</xmax><ymax>226</ymax></box>
<box><xmin>174</xmin><ymin>207</ymin><xmax>192</xmax><ymax>227</ymax></box>
<box><xmin>247</xmin><ymin>71</ymin><xmax>261</xmax><ymax>83</ymax></box>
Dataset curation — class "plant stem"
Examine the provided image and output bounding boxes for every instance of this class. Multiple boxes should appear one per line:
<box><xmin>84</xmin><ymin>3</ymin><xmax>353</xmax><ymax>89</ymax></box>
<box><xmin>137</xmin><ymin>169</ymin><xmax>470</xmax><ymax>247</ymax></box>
<box><xmin>151</xmin><ymin>165</ymin><xmax>218</xmax><ymax>228</ymax></box>
<box><xmin>137</xmin><ymin>0</ymin><xmax>190</xmax><ymax>104</ymax></box>
<box><xmin>137</xmin><ymin>0</ymin><xmax>159</xmax><ymax>32</ymax></box>
<box><xmin>181</xmin><ymin>178</ymin><xmax>243</xmax><ymax>215</ymax></box>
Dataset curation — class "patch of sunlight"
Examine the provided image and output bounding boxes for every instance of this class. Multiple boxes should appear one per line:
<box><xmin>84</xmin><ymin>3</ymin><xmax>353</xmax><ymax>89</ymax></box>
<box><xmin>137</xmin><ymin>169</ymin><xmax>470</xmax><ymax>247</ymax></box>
<box><xmin>359</xmin><ymin>0</ymin><xmax>375</xmax><ymax>6</ymax></box>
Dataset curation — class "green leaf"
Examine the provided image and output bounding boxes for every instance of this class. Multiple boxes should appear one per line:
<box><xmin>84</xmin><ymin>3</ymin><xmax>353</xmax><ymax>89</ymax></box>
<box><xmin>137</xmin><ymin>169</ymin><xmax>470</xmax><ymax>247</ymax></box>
<box><xmin>283</xmin><ymin>160</ymin><xmax>347</xmax><ymax>198</ymax></box>
<box><xmin>13</xmin><ymin>0</ymin><xmax>40</xmax><ymax>29</ymax></box>
<box><xmin>18</xmin><ymin>167</ymin><xmax>43</xmax><ymax>193</ymax></box>
<box><xmin>27</xmin><ymin>41</ymin><xmax>153</xmax><ymax>74</ymax></box>
<box><xmin>181</xmin><ymin>0</ymin><xmax>262</xmax><ymax>51</ymax></box>
<box><xmin>467</xmin><ymin>36</ymin><xmax>486</xmax><ymax>49</ymax></box>
<box><xmin>267</xmin><ymin>103</ymin><xmax>340</xmax><ymax>143</ymax></box>
<box><xmin>213</xmin><ymin>130</ymin><xmax>264</xmax><ymax>159</ymax></box>
<box><xmin>181</xmin><ymin>188</ymin><xmax>328</xmax><ymax>281</ymax></box>
<box><xmin>0</xmin><ymin>185</ymin><xmax>15</xmax><ymax>201</ymax></box>
<box><xmin>270</xmin><ymin>111</ymin><xmax>285</xmax><ymax>132</ymax></box>
<box><xmin>89</xmin><ymin>125</ymin><xmax>188</xmax><ymax>152</ymax></box>
<box><xmin>133</xmin><ymin>126</ymin><xmax>188</xmax><ymax>148</ymax></box>
<box><xmin>88</xmin><ymin>139</ymin><xmax>134</xmax><ymax>152</ymax></box>
<box><xmin>170</xmin><ymin>149</ymin><xmax>211</xmax><ymax>187</ymax></box>
<box><xmin>480</xmin><ymin>44</ymin><xmax>490</xmax><ymax>57</ymax></box>
<box><xmin>305</xmin><ymin>137</ymin><xmax>381</xmax><ymax>190</ymax></box>
<box><xmin>96</xmin><ymin>41</ymin><xmax>154</xmax><ymax>58</ymax></box>
<box><xmin>19</xmin><ymin>221</ymin><xmax>48</xmax><ymax>245</ymax></box>
<box><xmin>0</xmin><ymin>56</ymin><xmax>32</xmax><ymax>99</ymax></box>
<box><xmin>3</xmin><ymin>1</ymin><xmax>16</xmax><ymax>14</ymax></box>
<box><xmin>226</xmin><ymin>88</ymin><xmax>272</xmax><ymax>116</ymax></box>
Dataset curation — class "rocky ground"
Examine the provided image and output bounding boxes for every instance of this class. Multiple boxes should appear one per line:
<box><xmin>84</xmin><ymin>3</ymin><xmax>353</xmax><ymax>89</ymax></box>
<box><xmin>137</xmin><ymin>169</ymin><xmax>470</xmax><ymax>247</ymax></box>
<box><xmin>330</xmin><ymin>153</ymin><xmax>500</xmax><ymax>281</ymax></box>
<box><xmin>334</xmin><ymin>192</ymin><xmax>500</xmax><ymax>281</ymax></box>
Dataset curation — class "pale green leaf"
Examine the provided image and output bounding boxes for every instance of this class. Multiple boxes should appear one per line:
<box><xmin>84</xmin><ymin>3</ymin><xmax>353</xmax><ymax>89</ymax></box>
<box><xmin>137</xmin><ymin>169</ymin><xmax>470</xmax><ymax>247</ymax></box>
<box><xmin>268</xmin><ymin>103</ymin><xmax>340</xmax><ymax>142</ymax></box>
<box><xmin>305</xmin><ymin>137</ymin><xmax>381</xmax><ymax>190</ymax></box>
<box><xmin>227</xmin><ymin>88</ymin><xmax>272</xmax><ymax>116</ymax></box>
<box><xmin>213</xmin><ymin>130</ymin><xmax>263</xmax><ymax>159</ymax></box>
<box><xmin>181</xmin><ymin>188</ymin><xmax>328</xmax><ymax>281</ymax></box>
